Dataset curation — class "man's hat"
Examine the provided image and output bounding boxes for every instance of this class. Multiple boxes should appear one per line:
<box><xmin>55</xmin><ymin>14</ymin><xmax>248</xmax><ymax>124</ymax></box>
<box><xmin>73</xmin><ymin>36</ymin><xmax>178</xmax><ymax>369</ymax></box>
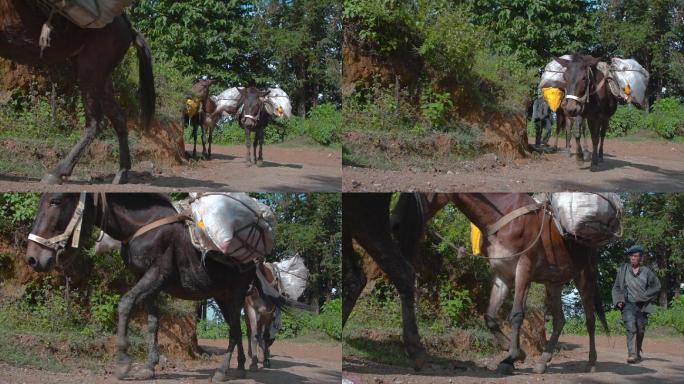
<box><xmin>626</xmin><ymin>245</ymin><xmax>645</xmax><ymax>255</ymax></box>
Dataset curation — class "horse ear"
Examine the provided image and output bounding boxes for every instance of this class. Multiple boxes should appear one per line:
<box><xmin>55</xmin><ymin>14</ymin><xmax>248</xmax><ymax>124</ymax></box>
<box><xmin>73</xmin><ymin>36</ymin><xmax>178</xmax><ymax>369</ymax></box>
<box><xmin>553</xmin><ymin>57</ymin><xmax>570</xmax><ymax>68</ymax></box>
<box><xmin>582</xmin><ymin>55</ymin><xmax>600</xmax><ymax>67</ymax></box>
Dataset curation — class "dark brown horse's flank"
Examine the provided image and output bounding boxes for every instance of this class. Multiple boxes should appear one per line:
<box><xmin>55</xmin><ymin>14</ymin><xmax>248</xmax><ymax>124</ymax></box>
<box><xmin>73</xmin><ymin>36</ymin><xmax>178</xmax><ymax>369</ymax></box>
<box><xmin>0</xmin><ymin>1</ymin><xmax>155</xmax><ymax>184</ymax></box>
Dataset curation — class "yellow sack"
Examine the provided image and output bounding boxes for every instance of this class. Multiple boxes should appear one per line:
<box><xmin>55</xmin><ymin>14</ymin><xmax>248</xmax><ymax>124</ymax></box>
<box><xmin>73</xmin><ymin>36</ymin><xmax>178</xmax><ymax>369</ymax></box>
<box><xmin>470</xmin><ymin>223</ymin><xmax>482</xmax><ymax>256</ymax></box>
<box><xmin>542</xmin><ymin>87</ymin><xmax>564</xmax><ymax>112</ymax></box>
<box><xmin>185</xmin><ymin>98</ymin><xmax>200</xmax><ymax>118</ymax></box>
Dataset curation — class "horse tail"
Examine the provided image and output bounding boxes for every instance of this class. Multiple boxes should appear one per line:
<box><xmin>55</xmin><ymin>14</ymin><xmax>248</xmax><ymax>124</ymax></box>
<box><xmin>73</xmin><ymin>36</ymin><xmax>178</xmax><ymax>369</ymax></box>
<box><xmin>591</xmin><ymin>250</ymin><xmax>610</xmax><ymax>335</ymax></box>
<box><xmin>132</xmin><ymin>30</ymin><xmax>155</xmax><ymax>131</ymax></box>
<box><xmin>255</xmin><ymin>266</ymin><xmax>314</xmax><ymax>312</ymax></box>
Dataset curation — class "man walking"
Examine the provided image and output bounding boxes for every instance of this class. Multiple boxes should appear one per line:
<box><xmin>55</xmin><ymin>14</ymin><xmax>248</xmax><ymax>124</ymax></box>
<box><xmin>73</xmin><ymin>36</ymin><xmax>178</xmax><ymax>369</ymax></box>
<box><xmin>532</xmin><ymin>96</ymin><xmax>553</xmax><ymax>147</ymax></box>
<box><xmin>612</xmin><ymin>245</ymin><xmax>661</xmax><ymax>363</ymax></box>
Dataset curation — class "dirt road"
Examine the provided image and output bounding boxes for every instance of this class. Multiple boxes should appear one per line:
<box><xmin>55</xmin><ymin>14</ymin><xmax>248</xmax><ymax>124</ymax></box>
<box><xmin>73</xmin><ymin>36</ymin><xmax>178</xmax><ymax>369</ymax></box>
<box><xmin>343</xmin><ymin>334</ymin><xmax>684</xmax><ymax>384</ymax></box>
<box><xmin>0</xmin><ymin>338</ymin><xmax>341</xmax><ymax>384</ymax></box>
<box><xmin>344</xmin><ymin>138</ymin><xmax>684</xmax><ymax>192</ymax></box>
<box><xmin>0</xmin><ymin>143</ymin><xmax>341</xmax><ymax>192</ymax></box>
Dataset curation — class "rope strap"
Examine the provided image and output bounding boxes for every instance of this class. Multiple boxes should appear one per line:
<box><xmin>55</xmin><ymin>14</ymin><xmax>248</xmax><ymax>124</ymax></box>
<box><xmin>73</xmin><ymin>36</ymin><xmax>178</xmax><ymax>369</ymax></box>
<box><xmin>125</xmin><ymin>211</ymin><xmax>191</xmax><ymax>244</ymax></box>
<box><xmin>485</xmin><ymin>203</ymin><xmax>542</xmax><ymax>237</ymax></box>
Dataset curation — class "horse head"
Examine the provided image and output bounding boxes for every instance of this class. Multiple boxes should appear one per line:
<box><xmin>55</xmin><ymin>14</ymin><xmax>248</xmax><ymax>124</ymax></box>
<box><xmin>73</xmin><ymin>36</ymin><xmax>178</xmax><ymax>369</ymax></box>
<box><xmin>554</xmin><ymin>55</ymin><xmax>600</xmax><ymax>117</ymax></box>
<box><xmin>238</xmin><ymin>87</ymin><xmax>270</xmax><ymax>129</ymax></box>
<box><xmin>25</xmin><ymin>193</ymin><xmax>93</xmax><ymax>272</ymax></box>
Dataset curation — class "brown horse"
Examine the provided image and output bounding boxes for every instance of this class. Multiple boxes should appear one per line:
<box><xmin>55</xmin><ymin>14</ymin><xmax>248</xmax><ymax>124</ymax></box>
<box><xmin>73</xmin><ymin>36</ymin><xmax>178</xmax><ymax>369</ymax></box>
<box><xmin>0</xmin><ymin>1</ymin><xmax>155</xmax><ymax>184</ymax></box>
<box><xmin>244</xmin><ymin>262</ymin><xmax>281</xmax><ymax>371</ymax></box>
<box><xmin>344</xmin><ymin>193</ymin><xmax>608</xmax><ymax>375</ymax></box>
<box><xmin>555</xmin><ymin>55</ymin><xmax>618</xmax><ymax>171</ymax></box>
<box><xmin>183</xmin><ymin>79</ymin><xmax>219</xmax><ymax>159</ymax></box>
<box><xmin>238</xmin><ymin>87</ymin><xmax>271</xmax><ymax>166</ymax></box>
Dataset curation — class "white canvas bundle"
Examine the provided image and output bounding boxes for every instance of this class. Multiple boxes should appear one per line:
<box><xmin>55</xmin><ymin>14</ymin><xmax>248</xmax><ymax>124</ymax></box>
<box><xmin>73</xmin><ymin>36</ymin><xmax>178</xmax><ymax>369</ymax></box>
<box><xmin>538</xmin><ymin>55</ymin><xmax>572</xmax><ymax>90</ymax></box>
<box><xmin>43</xmin><ymin>0</ymin><xmax>133</xmax><ymax>28</ymax></box>
<box><xmin>190</xmin><ymin>193</ymin><xmax>276</xmax><ymax>264</ymax></box>
<box><xmin>550</xmin><ymin>192</ymin><xmax>623</xmax><ymax>246</ymax></box>
<box><xmin>274</xmin><ymin>254</ymin><xmax>309</xmax><ymax>299</ymax></box>
<box><xmin>264</xmin><ymin>88</ymin><xmax>293</xmax><ymax>119</ymax></box>
<box><xmin>213</xmin><ymin>87</ymin><xmax>243</xmax><ymax>117</ymax></box>
<box><xmin>610</xmin><ymin>58</ymin><xmax>649</xmax><ymax>106</ymax></box>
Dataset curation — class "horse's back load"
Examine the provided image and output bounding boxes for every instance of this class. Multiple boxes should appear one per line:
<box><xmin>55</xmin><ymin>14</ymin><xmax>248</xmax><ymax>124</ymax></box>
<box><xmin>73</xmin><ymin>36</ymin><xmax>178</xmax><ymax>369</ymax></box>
<box><xmin>539</xmin><ymin>55</ymin><xmax>573</xmax><ymax>90</ymax></box>
<box><xmin>274</xmin><ymin>254</ymin><xmax>309</xmax><ymax>299</ymax></box>
<box><xmin>549</xmin><ymin>192</ymin><xmax>623</xmax><ymax>246</ymax></box>
<box><xmin>610</xmin><ymin>58</ymin><xmax>649</xmax><ymax>106</ymax></box>
<box><xmin>40</xmin><ymin>0</ymin><xmax>133</xmax><ymax>28</ymax></box>
<box><xmin>264</xmin><ymin>88</ymin><xmax>293</xmax><ymax>119</ymax></box>
<box><xmin>190</xmin><ymin>193</ymin><xmax>276</xmax><ymax>264</ymax></box>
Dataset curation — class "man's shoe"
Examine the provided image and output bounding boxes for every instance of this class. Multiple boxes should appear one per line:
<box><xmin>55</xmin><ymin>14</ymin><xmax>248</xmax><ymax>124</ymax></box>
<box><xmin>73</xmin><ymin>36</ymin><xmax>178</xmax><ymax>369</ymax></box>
<box><xmin>627</xmin><ymin>355</ymin><xmax>638</xmax><ymax>364</ymax></box>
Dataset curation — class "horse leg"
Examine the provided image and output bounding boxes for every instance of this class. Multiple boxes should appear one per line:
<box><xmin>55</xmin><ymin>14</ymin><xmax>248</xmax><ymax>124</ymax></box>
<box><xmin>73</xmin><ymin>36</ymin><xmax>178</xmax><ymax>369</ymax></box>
<box><xmin>192</xmin><ymin>119</ymin><xmax>198</xmax><ymax>159</ymax></box>
<box><xmin>43</xmin><ymin>80</ymin><xmax>104</xmax><ymax>184</ymax></box>
<box><xmin>484</xmin><ymin>276</ymin><xmax>511</xmax><ymax>351</ymax></box>
<box><xmin>263</xmin><ymin>327</ymin><xmax>272</xmax><ymax>368</ymax></box>
<box><xmin>102</xmin><ymin>77</ymin><xmax>130</xmax><ymax>184</ymax></box>
<box><xmin>353</xmin><ymin>227</ymin><xmax>425</xmax><ymax>370</ymax></box>
<box><xmin>245</xmin><ymin>303</ymin><xmax>259</xmax><ymax>371</ymax></box>
<box><xmin>213</xmin><ymin>296</ymin><xmax>247</xmax><ymax>381</ymax></box>
<box><xmin>534</xmin><ymin>283</ymin><xmax>565</xmax><ymax>374</ymax></box>
<box><xmin>244</xmin><ymin>127</ymin><xmax>252</xmax><ymax>164</ymax></box>
<box><xmin>200</xmin><ymin>118</ymin><xmax>208</xmax><ymax>159</ymax></box>
<box><xmin>252</xmin><ymin>130</ymin><xmax>259</xmax><ymax>165</ymax></box>
<box><xmin>137</xmin><ymin>294</ymin><xmax>161</xmax><ymax>380</ymax></box>
<box><xmin>256</xmin><ymin>128</ymin><xmax>264</xmax><ymax>167</ymax></box>
<box><xmin>588</xmin><ymin>118</ymin><xmax>600</xmax><ymax>171</ymax></box>
<box><xmin>598</xmin><ymin>119</ymin><xmax>607</xmax><ymax>162</ymax></box>
<box><xmin>342</xmin><ymin>228</ymin><xmax>367</xmax><ymax>325</ymax></box>
<box><xmin>582</xmin><ymin>119</ymin><xmax>591</xmax><ymax>161</ymax></box>
<box><xmin>207</xmin><ymin>123</ymin><xmax>214</xmax><ymax>159</ymax></box>
<box><xmin>534</xmin><ymin>120</ymin><xmax>542</xmax><ymax>147</ymax></box>
<box><xmin>115</xmin><ymin>267</ymin><xmax>164</xmax><ymax>379</ymax></box>
<box><xmin>574</xmin><ymin>117</ymin><xmax>583</xmax><ymax>163</ymax></box>
<box><xmin>497</xmin><ymin>264</ymin><xmax>532</xmax><ymax>375</ymax></box>
<box><xmin>576</xmin><ymin>267</ymin><xmax>598</xmax><ymax>372</ymax></box>
<box><xmin>565</xmin><ymin>115</ymin><xmax>573</xmax><ymax>156</ymax></box>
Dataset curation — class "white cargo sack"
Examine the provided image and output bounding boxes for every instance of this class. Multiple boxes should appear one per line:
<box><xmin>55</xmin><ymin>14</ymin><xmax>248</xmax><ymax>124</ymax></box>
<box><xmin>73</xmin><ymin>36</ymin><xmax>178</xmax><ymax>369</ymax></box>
<box><xmin>190</xmin><ymin>193</ymin><xmax>276</xmax><ymax>264</ymax></box>
<box><xmin>42</xmin><ymin>0</ymin><xmax>132</xmax><ymax>28</ymax></box>
<box><xmin>264</xmin><ymin>88</ymin><xmax>293</xmax><ymax>119</ymax></box>
<box><xmin>550</xmin><ymin>192</ymin><xmax>623</xmax><ymax>246</ymax></box>
<box><xmin>610</xmin><ymin>58</ymin><xmax>649</xmax><ymax>106</ymax></box>
<box><xmin>274</xmin><ymin>254</ymin><xmax>309</xmax><ymax>299</ymax></box>
<box><xmin>539</xmin><ymin>55</ymin><xmax>573</xmax><ymax>90</ymax></box>
<box><xmin>213</xmin><ymin>87</ymin><xmax>242</xmax><ymax>118</ymax></box>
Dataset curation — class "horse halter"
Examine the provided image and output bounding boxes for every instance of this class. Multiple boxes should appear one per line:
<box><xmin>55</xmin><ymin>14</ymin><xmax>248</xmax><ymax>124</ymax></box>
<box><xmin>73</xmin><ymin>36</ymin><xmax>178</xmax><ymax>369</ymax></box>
<box><xmin>28</xmin><ymin>192</ymin><xmax>86</xmax><ymax>251</ymax></box>
<box><xmin>564</xmin><ymin>67</ymin><xmax>592</xmax><ymax>106</ymax></box>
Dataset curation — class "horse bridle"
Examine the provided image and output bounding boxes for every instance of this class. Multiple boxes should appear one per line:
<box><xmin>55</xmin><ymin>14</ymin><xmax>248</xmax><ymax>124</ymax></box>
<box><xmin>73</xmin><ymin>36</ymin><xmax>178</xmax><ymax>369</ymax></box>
<box><xmin>564</xmin><ymin>66</ymin><xmax>608</xmax><ymax>107</ymax></box>
<box><xmin>241</xmin><ymin>96</ymin><xmax>265</xmax><ymax>125</ymax></box>
<box><xmin>28</xmin><ymin>192</ymin><xmax>87</xmax><ymax>252</ymax></box>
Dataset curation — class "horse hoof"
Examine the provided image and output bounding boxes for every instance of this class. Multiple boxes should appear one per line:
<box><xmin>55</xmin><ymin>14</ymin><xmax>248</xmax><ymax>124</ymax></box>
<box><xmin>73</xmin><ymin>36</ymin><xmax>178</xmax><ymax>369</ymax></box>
<box><xmin>533</xmin><ymin>362</ymin><xmax>547</xmax><ymax>374</ymax></box>
<box><xmin>264</xmin><ymin>360</ymin><xmax>271</xmax><ymax>368</ymax></box>
<box><xmin>249</xmin><ymin>362</ymin><xmax>258</xmax><ymax>372</ymax></box>
<box><xmin>212</xmin><ymin>370</ymin><xmax>227</xmax><ymax>382</ymax></box>
<box><xmin>586</xmin><ymin>364</ymin><xmax>596</xmax><ymax>373</ymax></box>
<box><xmin>236</xmin><ymin>369</ymin><xmax>246</xmax><ymax>379</ymax></box>
<box><xmin>115</xmin><ymin>362</ymin><xmax>132</xmax><ymax>380</ymax></box>
<box><xmin>496</xmin><ymin>362</ymin><xmax>514</xmax><ymax>375</ymax></box>
<box><xmin>112</xmin><ymin>170</ymin><xmax>128</xmax><ymax>185</ymax></box>
<box><xmin>135</xmin><ymin>367</ymin><xmax>155</xmax><ymax>380</ymax></box>
<box><xmin>41</xmin><ymin>173</ymin><xmax>62</xmax><ymax>185</ymax></box>
<box><xmin>256</xmin><ymin>160</ymin><xmax>264</xmax><ymax>167</ymax></box>
<box><xmin>590</xmin><ymin>165</ymin><xmax>599</xmax><ymax>172</ymax></box>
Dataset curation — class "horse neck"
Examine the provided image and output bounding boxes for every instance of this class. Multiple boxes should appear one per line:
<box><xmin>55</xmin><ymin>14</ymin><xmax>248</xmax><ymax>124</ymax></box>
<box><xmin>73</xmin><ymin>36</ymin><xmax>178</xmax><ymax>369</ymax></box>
<box><xmin>94</xmin><ymin>194</ymin><xmax>178</xmax><ymax>242</ymax></box>
<box><xmin>449</xmin><ymin>193</ymin><xmax>532</xmax><ymax>230</ymax></box>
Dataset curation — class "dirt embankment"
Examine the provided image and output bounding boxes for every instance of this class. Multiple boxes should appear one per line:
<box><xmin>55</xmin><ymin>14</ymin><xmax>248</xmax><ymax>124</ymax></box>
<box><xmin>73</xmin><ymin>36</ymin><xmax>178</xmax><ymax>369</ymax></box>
<box><xmin>344</xmin><ymin>334</ymin><xmax>684</xmax><ymax>384</ymax></box>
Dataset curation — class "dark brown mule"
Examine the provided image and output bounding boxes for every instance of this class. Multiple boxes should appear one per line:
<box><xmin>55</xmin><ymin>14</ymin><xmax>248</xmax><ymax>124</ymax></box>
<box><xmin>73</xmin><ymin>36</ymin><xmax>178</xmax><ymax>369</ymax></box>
<box><xmin>343</xmin><ymin>193</ymin><xmax>608</xmax><ymax>375</ymax></box>
<box><xmin>25</xmin><ymin>193</ymin><xmax>291</xmax><ymax>382</ymax></box>
<box><xmin>238</xmin><ymin>87</ymin><xmax>270</xmax><ymax>166</ymax></box>
<box><xmin>183</xmin><ymin>79</ymin><xmax>220</xmax><ymax>159</ymax></box>
<box><xmin>0</xmin><ymin>1</ymin><xmax>155</xmax><ymax>184</ymax></box>
<box><xmin>555</xmin><ymin>55</ymin><xmax>618</xmax><ymax>171</ymax></box>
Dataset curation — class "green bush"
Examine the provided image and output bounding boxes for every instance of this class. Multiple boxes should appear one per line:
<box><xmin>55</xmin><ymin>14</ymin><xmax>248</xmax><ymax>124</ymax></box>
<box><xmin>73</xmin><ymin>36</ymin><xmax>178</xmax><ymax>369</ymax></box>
<box><xmin>89</xmin><ymin>289</ymin><xmax>120</xmax><ymax>333</ymax></box>
<box><xmin>647</xmin><ymin>97</ymin><xmax>684</xmax><ymax>139</ymax></box>
<box><xmin>288</xmin><ymin>104</ymin><xmax>342</xmax><ymax>146</ymax></box>
<box><xmin>438</xmin><ymin>283</ymin><xmax>474</xmax><ymax>326</ymax></box>
<box><xmin>608</xmin><ymin>104</ymin><xmax>647</xmax><ymax>137</ymax></box>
